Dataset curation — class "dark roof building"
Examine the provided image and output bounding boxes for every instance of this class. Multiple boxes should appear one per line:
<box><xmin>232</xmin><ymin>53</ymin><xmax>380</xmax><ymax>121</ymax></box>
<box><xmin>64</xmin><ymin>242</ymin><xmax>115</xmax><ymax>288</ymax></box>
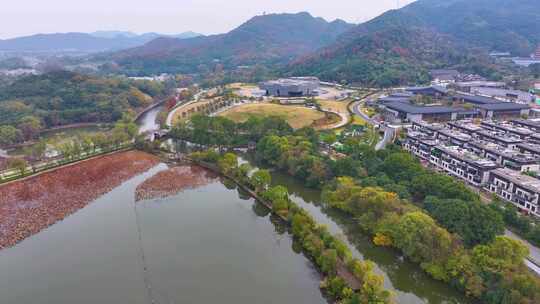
<box><xmin>406</xmin><ymin>86</ymin><xmax>448</xmax><ymax>97</ymax></box>
<box><xmin>382</xmin><ymin>101</ymin><xmax>478</xmax><ymax>122</ymax></box>
<box><xmin>475</xmin><ymin>103</ymin><xmax>530</xmax><ymax>119</ymax></box>
<box><xmin>453</xmin><ymin>94</ymin><xmax>500</xmax><ymax>105</ymax></box>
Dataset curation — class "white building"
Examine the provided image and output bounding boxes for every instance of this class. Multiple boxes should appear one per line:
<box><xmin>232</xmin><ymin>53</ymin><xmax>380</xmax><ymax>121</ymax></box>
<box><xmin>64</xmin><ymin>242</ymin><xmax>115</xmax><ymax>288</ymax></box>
<box><xmin>487</xmin><ymin>168</ymin><xmax>540</xmax><ymax>217</ymax></box>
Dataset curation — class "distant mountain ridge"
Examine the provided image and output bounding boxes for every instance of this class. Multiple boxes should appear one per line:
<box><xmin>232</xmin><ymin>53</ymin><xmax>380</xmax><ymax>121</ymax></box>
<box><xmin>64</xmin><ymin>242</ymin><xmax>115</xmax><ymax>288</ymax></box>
<box><xmin>362</xmin><ymin>0</ymin><xmax>540</xmax><ymax>56</ymax></box>
<box><xmin>288</xmin><ymin>0</ymin><xmax>535</xmax><ymax>86</ymax></box>
<box><xmin>0</xmin><ymin>31</ymin><xmax>202</xmax><ymax>53</ymax></box>
<box><xmin>111</xmin><ymin>12</ymin><xmax>355</xmax><ymax>75</ymax></box>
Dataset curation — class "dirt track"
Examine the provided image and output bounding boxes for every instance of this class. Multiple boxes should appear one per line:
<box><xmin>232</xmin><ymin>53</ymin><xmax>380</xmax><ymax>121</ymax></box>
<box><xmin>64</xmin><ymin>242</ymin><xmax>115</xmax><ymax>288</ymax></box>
<box><xmin>0</xmin><ymin>151</ymin><xmax>159</xmax><ymax>249</ymax></box>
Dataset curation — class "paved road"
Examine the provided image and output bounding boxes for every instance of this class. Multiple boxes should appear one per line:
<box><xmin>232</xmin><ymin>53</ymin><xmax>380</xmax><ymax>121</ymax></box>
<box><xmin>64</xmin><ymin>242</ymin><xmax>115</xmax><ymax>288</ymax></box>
<box><xmin>351</xmin><ymin>98</ymin><xmax>395</xmax><ymax>150</ymax></box>
<box><xmin>165</xmin><ymin>90</ymin><xmax>207</xmax><ymax>127</ymax></box>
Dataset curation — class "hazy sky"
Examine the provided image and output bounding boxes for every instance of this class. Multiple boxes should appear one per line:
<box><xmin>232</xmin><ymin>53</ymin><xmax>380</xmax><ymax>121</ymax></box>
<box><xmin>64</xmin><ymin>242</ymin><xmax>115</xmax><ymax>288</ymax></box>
<box><xmin>0</xmin><ymin>0</ymin><xmax>416</xmax><ymax>39</ymax></box>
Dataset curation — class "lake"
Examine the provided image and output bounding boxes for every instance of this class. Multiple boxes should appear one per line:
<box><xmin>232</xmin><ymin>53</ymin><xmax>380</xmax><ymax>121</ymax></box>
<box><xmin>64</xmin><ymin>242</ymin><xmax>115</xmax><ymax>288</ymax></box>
<box><xmin>0</xmin><ymin>164</ymin><xmax>326</xmax><ymax>304</ymax></box>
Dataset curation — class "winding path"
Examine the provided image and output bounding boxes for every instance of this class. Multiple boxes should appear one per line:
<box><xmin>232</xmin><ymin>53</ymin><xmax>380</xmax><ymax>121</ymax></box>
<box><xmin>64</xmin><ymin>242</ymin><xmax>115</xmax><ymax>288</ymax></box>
<box><xmin>350</xmin><ymin>93</ymin><xmax>395</xmax><ymax>150</ymax></box>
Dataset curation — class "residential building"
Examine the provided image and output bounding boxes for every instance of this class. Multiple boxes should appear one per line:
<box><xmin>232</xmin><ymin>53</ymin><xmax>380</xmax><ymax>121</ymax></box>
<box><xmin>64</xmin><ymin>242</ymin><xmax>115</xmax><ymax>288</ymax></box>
<box><xmin>260</xmin><ymin>77</ymin><xmax>320</xmax><ymax>97</ymax></box>
<box><xmin>531</xmin><ymin>134</ymin><xmax>540</xmax><ymax>145</ymax></box>
<box><xmin>480</xmin><ymin>121</ymin><xmax>533</xmax><ymax>139</ymax></box>
<box><xmin>468</xmin><ymin>141</ymin><xmax>540</xmax><ymax>172</ymax></box>
<box><xmin>474</xmin><ymin>103</ymin><xmax>530</xmax><ymax>119</ymax></box>
<box><xmin>475</xmin><ymin>130</ymin><xmax>523</xmax><ymax>148</ymax></box>
<box><xmin>517</xmin><ymin>142</ymin><xmax>540</xmax><ymax>158</ymax></box>
<box><xmin>435</xmin><ymin>128</ymin><xmax>472</xmax><ymax>147</ymax></box>
<box><xmin>453</xmin><ymin>93</ymin><xmax>502</xmax><ymax>105</ymax></box>
<box><xmin>410</xmin><ymin>121</ymin><xmax>445</xmax><ymax>136</ymax></box>
<box><xmin>447</xmin><ymin>120</ymin><xmax>483</xmax><ymax>135</ymax></box>
<box><xmin>511</xmin><ymin>119</ymin><xmax>540</xmax><ymax>132</ymax></box>
<box><xmin>486</xmin><ymin>168</ymin><xmax>540</xmax><ymax>217</ymax></box>
<box><xmin>403</xmin><ymin>132</ymin><xmax>439</xmax><ymax>160</ymax></box>
<box><xmin>429</xmin><ymin>145</ymin><xmax>499</xmax><ymax>186</ymax></box>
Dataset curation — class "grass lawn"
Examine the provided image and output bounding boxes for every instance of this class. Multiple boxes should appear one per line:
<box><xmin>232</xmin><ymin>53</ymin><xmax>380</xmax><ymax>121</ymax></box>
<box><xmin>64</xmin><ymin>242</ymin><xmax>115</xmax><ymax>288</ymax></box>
<box><xmin>218</xmin><ymin>103</ymin><xmax>326</xmax><ymax>129</ymax></box>
<box><xmin>318</xmin><ymin>99</ymin><xmax>350</xmax><ymax>114</ymax></box>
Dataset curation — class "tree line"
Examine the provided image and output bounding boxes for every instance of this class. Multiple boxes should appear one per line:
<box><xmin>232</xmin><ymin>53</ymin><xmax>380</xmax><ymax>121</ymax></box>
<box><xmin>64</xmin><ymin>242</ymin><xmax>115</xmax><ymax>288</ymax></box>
<box><xmin>190</xmin><ymin>151</ymin><xmax>394</xmax><ymax>304</ymax></box>
<box><xmin>0</xmin><ymin>71</ymin><xmax>170</xmax><ymax>146</ymax></box>
<box><xmin>171</xmin><ymin>113</ymin><xmax>540</xmax><ymax>303</ymax></box>
<box><xmin>255</xmin><ymin>133</ymin><xmax>540</xmax><ymax>304</ymax></box>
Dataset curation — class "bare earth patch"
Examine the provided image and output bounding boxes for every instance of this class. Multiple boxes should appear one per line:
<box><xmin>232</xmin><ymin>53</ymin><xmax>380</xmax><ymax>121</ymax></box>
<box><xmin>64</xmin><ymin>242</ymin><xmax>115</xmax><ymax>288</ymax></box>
<box><xmin>0</xmin><ymin>150</ymin><xmax>160</xmax><ymax>249</ymax></box>
<box><xmin>135</xmin><ymin>165</ymin><xmax>217</xmax><ymax>202</ymax></box>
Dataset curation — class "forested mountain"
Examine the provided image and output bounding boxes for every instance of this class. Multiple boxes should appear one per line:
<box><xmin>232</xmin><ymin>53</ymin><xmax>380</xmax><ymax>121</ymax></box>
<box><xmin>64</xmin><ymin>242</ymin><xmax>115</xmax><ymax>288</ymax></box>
<box><xmin>288</xmin><ymin>26</ymin><xmax>502</xmax><ymax>87</ymax></box>
<box><xmin>0</xmin><ymin>31</ymin><xmax>202</xmax><ymax>53</ymax></box>
<box><xmin>288</xmin><ymin>0</ymin><xmax>536</xmax><ymax>86</ymax></box>
<box><xmin>111</xmin><ymin>12</ymin><xmax>354</xmax><ymax>75</ymax></box>
<box><xmin>0</xmin><ymin>71</ymin><xmax>168</xmax><ymax>144</ymax></box>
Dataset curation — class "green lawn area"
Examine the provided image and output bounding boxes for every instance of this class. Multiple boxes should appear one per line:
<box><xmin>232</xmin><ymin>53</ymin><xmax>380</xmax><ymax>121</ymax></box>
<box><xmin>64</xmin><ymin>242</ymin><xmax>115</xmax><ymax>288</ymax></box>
<box><xmin>219</xmin><ymin>103</ymin><xmax>326</xmax><ymax>129</ymax></box>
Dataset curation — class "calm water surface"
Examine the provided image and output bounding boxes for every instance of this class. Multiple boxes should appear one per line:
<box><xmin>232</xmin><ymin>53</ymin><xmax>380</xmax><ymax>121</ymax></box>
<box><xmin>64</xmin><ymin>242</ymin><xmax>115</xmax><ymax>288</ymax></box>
<box><xmin>0</xmin><ymin>164</ymin><xmax>325</xmax><ymax>304</ymax></box>
<box><xmin>269</xmin><ymin>171</ymin><xmax>472</xmax><ymax>304</ymax></box>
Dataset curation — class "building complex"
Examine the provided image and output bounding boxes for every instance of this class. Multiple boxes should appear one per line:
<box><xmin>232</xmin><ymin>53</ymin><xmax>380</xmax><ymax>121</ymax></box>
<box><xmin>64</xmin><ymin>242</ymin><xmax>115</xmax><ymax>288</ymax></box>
<box><xmin>403</xmin><ymin>119</ymin><xmax>540</xmax><ymax>217</ymax></box>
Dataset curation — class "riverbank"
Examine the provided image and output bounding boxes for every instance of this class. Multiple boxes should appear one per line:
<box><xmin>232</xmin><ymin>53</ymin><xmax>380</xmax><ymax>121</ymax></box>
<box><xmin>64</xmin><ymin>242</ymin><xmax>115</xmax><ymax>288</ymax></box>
<box><xmin>0</xmin><ymin>150</ymin><xmax>160</xmax><ymax>249</ymax></box>
<box><xmin>191</xmin><ymin>160</ymin><xmax>370</xmax><ymax>296</ymax></box>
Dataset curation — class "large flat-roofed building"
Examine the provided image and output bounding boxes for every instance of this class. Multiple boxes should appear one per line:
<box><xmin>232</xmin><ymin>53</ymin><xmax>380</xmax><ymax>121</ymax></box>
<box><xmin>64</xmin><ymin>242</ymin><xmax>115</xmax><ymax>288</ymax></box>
<box><xmin>470</xmin><ymin>87</ymin><xmax>534</xmax><ymax>104</ymax></box>
<box><xmin>486</xmin><ymin>168</ymin><xmax>540</xmax><ymax>217</ymax></box>
<box><xmin>382</xmin><ymin>101</ymin><xmax>478</xmax><ymax>123</ymax></box>
<box><xmin>429</xmin><ymin>145</ymin><xmax>499</xmax><ymax>186</ymax></box>
<box><xmin>453</xmin><ymin>81</ymin><xmax>506</xmax><ymax>92</ymax></box>
<box><xmin>453</xmin><ymin>93</ymin><xmax>501</xmax><ymax>105</ymax></box>
<box><xmin>405</xmin><ymin>85</ymin><xmax>448</xmax><ymax>97</ymax></box>
<box><xmin>260</xmin><ymin>77</ymin><xmax>320</xmax><ymax>97</ymax></box>
<box><xmin>474</xmin><ymin>102</ymin><xmax>530</xmax><ymax>120</ymax></box>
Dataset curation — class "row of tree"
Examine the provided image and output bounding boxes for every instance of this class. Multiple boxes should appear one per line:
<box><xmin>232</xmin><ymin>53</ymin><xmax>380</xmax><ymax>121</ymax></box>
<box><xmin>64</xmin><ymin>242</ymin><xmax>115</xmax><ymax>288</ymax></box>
<box><xmin>190</xmin><ymin>151</ymin><xmax>394</xmax><ymax>303</ymax></box>
<box><xmin>180</xmin><ymin>114</ymin><xmax>540</xmax><ymax>303</ymax></box>
<box><xmin>169</xmin><ymin>114</ymin><xmax>294</xmax><ymax>149</ymax></box>
<box><xmin>2</xmin><ymin>114</ymin><xmax>138</xmax><ymax>179</ymax></box>
<box><xmin>253</xmin><ymin>130</ymin><xmax>540</xmax><ymax>303</ymax></box>
<box><xmin>322</xmin><ymin>178</ymin><xmax>538</xmax><ymax>303</ymax></box>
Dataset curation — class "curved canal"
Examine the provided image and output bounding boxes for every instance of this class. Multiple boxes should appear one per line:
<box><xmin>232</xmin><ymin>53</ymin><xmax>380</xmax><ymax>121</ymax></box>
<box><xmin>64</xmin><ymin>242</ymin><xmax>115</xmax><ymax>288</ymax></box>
<box><xmin>269</xmin><ymin>171</ymin><xmax>472</xmax><ymax>304</ymax></box>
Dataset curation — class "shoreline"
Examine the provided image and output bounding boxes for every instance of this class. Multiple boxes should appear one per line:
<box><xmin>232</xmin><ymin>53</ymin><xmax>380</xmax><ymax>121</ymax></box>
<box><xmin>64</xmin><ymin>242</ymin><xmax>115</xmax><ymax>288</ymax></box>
<box><xmin>0</xmin><ymin>150</ymin><xmax>160</xmax><ymax>250</ymax></box>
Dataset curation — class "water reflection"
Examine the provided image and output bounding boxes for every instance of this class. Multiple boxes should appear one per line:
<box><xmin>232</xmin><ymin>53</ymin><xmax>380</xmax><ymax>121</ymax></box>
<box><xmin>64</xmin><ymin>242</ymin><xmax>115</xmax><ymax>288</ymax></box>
<box><xmin>269</xmin><ymin>170</ymin><xmax>472</xmax><ymax>304</ymax></box>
